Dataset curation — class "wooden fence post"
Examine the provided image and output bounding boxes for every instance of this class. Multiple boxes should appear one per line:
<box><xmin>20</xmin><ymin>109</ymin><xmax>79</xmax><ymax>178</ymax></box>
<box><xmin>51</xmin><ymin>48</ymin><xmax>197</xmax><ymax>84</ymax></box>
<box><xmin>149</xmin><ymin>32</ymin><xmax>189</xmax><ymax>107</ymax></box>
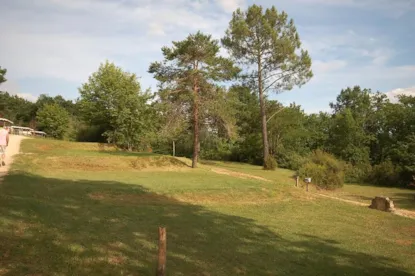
<box><xmin>296</xmin><ymin>176</ymin><xmax>299</xmax><ymax>187</ymax></box>
<box><xmin>157</xmin><ymin>227</ymin><xmax>167</xmax><ymax>276</ymax></box>
<box><xmin>172</xmin><ymin>141</ymin><xmax>176</xmax><ymax>157</ymax></box>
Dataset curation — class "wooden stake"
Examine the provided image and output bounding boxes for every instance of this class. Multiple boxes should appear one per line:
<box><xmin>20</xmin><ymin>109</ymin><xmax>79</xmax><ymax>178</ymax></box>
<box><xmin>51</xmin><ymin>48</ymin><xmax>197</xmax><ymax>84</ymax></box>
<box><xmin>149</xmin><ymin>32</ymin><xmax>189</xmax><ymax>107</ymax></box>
<box><xmin>296</xmin><ymin>176</ymin><xmax>299</xmax><ymax>187</ymax></box>
<box><xmin>172</xmin><ymin>141</ymin><xmax>175</xmax><ymax>157</ymax></box>
<box><xmin>157</xmin><ymin>227</ymin><xmax>166</xmax><ymax>276</ymax></box>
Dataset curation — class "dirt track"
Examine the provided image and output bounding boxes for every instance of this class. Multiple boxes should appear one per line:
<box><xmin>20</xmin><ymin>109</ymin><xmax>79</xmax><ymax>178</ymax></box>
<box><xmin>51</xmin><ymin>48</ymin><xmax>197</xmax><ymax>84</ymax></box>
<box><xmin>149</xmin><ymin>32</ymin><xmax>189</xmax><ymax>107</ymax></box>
<box><xmin>0</xmin><ymin>135</ymin><xmax>27</xmax><ymax>179</ymax></box>
<box><xmin>316</xmin><ymin>193</ymin><xmax>415</xmax><ymax>219</ymax></box>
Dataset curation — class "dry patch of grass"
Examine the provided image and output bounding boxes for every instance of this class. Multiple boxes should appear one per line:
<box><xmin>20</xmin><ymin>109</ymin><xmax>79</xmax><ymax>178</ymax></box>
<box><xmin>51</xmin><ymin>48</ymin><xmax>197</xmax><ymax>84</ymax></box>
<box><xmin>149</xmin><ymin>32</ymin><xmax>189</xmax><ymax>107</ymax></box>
<box><xmin>174</xmin><ymin>187</ymin><xmax>310</xmax><ymax>206</ymax></box>
<box><xmin>32</xmin><ymin>140</ymin><xmax>117</xmax><ymax>153</ymax></box>
<box><xmin>88</xmin><ymin>192</ymin><xmax>178</xmax><ymax>205</ymax></box>
<box><xmin>396</xmin><ymin>239</ymin><xmax>413</xmax><ymax>246</ymax></box>
<box><xmin>30</xmin><ymin>155</ymin><xmax>188</xmax><ymax>172</ymax></box>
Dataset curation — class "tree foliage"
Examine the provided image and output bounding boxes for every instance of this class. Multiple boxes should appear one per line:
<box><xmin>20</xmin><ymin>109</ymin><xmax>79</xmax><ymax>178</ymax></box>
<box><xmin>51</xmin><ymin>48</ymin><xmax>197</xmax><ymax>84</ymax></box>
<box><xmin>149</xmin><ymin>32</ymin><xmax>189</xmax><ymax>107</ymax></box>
<box><xmin>299</xmin><ymin>150</ymin><xmax>345</xmax><ymax>190</ymax></box>
<box><xmin>79</xmin><ymin>61</ymin><xmax>155</xmax><ymax>151</ymax></box>
<box><xmin>0</xmin><ymin>92</ymin><xmax>36</xmax><ymax>125</ymax></box>
<box><xmin>36</xmin><ymin>103</ymin><xmax>70</xmax><ymax>139</ymax></box>
<box><xmin>149</xmin><ymin>31</ymin><xmax>239</xmax><ymax>168</ymax></box>
<box><xmin>222</xmin><ymin>4</ymin><xmax>313</xmax><ymax>169</ymax></box>
<box><xmin>1</xmin><ymin>6</ymin><xmax>415</xmax><ymax>189</ymax></box>
<box><xmin>0</xmin><ymin>66</ymin><xmax>7</xmax><ymax>85</ymax></box>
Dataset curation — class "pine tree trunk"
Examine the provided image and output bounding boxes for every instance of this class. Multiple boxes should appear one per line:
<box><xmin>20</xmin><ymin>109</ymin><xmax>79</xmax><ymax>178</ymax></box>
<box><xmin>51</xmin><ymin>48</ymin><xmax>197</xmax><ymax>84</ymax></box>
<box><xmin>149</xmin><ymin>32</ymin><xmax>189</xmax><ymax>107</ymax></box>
<box><xmin>258</xmin><ymin>57</ymin><xmax>269</xmax><ymax>168</ymax></box>
<box><xmin>192</xmin><ymin>83</ymin><xmax>199</xmax><ymax>168</ymax></box>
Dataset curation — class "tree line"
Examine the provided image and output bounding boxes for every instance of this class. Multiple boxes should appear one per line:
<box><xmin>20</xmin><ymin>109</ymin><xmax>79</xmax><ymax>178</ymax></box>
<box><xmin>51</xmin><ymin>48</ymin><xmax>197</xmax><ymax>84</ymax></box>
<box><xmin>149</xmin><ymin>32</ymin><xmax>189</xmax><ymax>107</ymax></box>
<box><xmin>0</xmin><ymin>4</ymin><xmax>413</xmax><ymax>188</ymax></box>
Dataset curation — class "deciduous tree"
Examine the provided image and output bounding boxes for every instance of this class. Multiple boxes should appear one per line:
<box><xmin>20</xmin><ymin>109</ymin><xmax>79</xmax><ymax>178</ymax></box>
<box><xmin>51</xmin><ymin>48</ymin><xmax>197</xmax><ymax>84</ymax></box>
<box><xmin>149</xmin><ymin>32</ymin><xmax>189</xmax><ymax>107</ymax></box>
<box><xmin>37</xmin><ymin>103</ymin><xmax>70</xmax><ymax>139</ymax></box>
<box><xmin>79</xmin><ymin>61</ymin><xmax>155</xmax><ymax>151</ymax></box>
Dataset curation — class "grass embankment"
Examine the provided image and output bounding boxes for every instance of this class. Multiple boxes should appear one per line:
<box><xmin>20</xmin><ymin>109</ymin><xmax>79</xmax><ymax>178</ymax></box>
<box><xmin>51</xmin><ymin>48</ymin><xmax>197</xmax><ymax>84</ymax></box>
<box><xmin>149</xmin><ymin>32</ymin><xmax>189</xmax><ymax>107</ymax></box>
<box><xmin>0</xmin><ymin>139</ymin><xmax>414</xmax><ymax>275</ymax></box>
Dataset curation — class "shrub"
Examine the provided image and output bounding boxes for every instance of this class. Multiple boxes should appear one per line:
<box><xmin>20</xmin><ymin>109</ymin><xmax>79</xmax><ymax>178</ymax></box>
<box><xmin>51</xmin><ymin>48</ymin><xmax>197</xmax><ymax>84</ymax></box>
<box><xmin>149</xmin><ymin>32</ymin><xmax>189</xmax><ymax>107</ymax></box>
<box><xmin>369</xmin><ymin>160</ymin><xmax>402</xmax><ymax>187</ymax></box>
<box><xmin>264</xmin><ymin>155</ymin><xmax>277</xmax><ymax>170</ymax></box>
<box><xmin>200</xmin><ymin>138</ymin><xmax>234</xmax><ymax>161</ymax></box>
<box><xmin>299</xmin><ymin>150</ymin><xmax>345</xmax><ymax>190</ymax></box>
<box><xmin>76</xmin><ymin>124</ymin><xmax>107</xmax><ymax>143</ymax></box>
<box><xmin>277</xmin><ymin>151</ymin><xmax>308</xmax><ymax>171</ymax></box>
<box><xmin>344</xmin><ymin>163</ymin><xmax>372</xmax><ymax>183</ymax></box>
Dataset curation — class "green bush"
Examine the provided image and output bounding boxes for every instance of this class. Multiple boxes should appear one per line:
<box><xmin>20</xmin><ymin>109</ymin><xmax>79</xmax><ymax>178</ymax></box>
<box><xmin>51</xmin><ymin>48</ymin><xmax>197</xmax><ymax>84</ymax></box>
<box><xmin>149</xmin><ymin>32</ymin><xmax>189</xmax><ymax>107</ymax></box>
<box><xmin>76</xmin><ymin>124</ymin><xmax>107</xmax><ymax>143</ymax></box>
<box><xmin>264</xmin><ymin>155</ymin><xmax>277</xmax><ymax>170</ymax></box>
<box><xmin>344</xmin><ymin>163</ymin><xmax>372</xmax><ymax>183</ymax></box>
<box><xmin>299</xmin><ymin>150</ymin><xmax>345</xmax><ymax>190</ymax></box>
<box><xmin>200</xmin><ymin>138</ymin><xmax>234</xmax><ymax>161</ymax></box>
<box><xmin>276</xmin><ymin>151</ymin><xmax>308</xmax><ymax>171</ymax></box>
<box><xmin>369</xmin><ymin>160</ymin><xmax>402</xmax><ymax>187</ymax></box>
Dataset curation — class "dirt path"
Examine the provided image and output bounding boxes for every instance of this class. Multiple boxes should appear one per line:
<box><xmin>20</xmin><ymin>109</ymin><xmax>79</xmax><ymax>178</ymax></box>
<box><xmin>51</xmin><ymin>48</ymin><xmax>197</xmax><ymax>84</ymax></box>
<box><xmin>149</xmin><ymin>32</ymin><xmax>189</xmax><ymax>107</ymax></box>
<box><xmin>316</xmin><ymin>193</ymin><xmax>415</xmax><ymax>219</ymax></box>
<box><xmin>177</xmin><ymin>157</ymin><xmax>415</xmax><ymax>219</ymax></box>
<box><xmin>0</xmin><ymin>135</ymin><xmax>27</xmax><ymax>180</ymax></box>
<box><xmin>210</xmin><ymin>167</ymin><xmax>271</xmax><ymax>182</ymax></box>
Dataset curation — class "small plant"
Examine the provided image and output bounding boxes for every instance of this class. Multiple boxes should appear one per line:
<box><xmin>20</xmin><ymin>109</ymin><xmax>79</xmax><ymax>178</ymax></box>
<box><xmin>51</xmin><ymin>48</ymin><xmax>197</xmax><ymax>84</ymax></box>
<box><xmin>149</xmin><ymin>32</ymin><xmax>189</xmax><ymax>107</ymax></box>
<box><xmin>299</xmin><ymin>150</ymin><xmax>345</xmax><ymax>190</ymax></box>
<box><xmin>263</xmin><ymin>155</ymin><xmax>277</xmax><ymax>171</ymax></box>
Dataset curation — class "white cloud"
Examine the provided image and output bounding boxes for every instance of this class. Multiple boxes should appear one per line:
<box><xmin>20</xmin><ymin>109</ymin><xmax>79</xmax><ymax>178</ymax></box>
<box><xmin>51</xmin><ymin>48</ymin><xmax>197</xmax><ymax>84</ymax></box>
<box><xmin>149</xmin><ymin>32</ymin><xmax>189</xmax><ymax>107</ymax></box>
<box><xmin>0</xmin><ymin>80</ymin><xmax>19</xmax><ymax>94</ymax></box>
<box><xmin>215</xmin><ymin>0</ymin><xmax>246</xmax><ymax>12</ymax></box>
<box><xmin>302</xmin><ymin>28</ymin><xmax>393</xmax><ymax>66</ymax></box>
<box><xmin>16</xmin><ymin>93</ymin><xmax>38</xmax><ymax>102</ymax></box>
<box><xmin>313</xmin><ymin>60</ymin><xmax>347</xmax><ymax>74</ymax></box>
<box><xmin>385</xmin><ymin>87</ymin><xmax>415</xmax><ymax>103</ymax></box>
<box><xmin>0</xmin><ymin>0</ymin><xmax>231</xmax><ymax>87</ymax></box>
<box><xmin>148</xmin><ymin>23</ymin><xmax>166</xmax><ymax>36</ymax></box>
<box><xmin>287</xmin><ymin>0</ymin><xmax>415</xmax><ymax>15</ymax></box>
<box><xmin>0</xmin><ymin>80</ymin><xmax>38</xmax><ymax>102</ymax></box>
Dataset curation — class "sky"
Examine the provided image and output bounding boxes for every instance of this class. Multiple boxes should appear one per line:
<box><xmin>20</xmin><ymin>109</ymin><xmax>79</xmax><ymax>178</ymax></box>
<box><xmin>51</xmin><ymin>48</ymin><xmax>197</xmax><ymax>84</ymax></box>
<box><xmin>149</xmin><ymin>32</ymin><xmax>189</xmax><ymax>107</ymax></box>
<box><xmin>0</xmin><ymin>0</ymin><xmax>414</xmax><ymax>113</ymax></box>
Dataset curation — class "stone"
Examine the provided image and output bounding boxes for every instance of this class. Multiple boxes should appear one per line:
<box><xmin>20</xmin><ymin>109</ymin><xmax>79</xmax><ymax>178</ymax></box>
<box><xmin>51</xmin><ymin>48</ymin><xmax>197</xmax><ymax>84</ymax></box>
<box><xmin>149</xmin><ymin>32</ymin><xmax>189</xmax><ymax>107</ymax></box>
<box><xmin>369</xmin><ymin>196</ymin><xmax>396</xmax><ymax>213</ymax></box>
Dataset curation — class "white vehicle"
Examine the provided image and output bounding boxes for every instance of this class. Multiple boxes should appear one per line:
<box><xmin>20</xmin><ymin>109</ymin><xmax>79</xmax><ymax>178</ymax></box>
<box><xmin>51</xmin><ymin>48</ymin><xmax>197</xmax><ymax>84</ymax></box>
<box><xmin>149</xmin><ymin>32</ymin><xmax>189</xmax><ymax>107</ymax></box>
<box><xmin>11</xmin><ymin>126</ymin><xmax>34</xmax><ymax>136</ymax></box>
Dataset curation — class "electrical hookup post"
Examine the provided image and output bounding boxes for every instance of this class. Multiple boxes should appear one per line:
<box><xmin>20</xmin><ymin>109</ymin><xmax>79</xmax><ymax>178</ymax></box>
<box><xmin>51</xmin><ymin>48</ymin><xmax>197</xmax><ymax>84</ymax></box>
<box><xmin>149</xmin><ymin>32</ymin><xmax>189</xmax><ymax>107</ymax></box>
<box><xmin>304</xmin><ymin>177</ymin><xmax>312</xmax><ymax>192</ymax></box>
<box><xmin>157</xmin><ymin>227</ymin><xmax>167</xmax><ymax>276</ymax></box>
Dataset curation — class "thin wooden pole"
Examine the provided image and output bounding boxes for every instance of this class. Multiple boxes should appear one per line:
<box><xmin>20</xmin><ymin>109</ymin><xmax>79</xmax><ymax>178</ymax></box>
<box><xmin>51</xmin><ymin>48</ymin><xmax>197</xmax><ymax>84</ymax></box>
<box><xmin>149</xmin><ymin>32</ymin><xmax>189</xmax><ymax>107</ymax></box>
<box><xmin>156</xmin><ymin>227</ymin><xmax>166</xmax><ymax>276</ymax></box>
<box><xmin>296</xmin><ymin>176</ymin><xmax>299</xmax><ymax>187</ymax></box>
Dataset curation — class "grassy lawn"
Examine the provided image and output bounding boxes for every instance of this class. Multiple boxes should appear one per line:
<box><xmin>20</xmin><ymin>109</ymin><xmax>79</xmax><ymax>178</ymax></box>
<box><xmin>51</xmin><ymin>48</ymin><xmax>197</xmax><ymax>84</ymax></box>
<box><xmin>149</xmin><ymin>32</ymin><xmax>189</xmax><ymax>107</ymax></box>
<box><xmin>204</xmin><ymin>160</ymin><xmax>415</xmax><ymax>211</ymax></box>
<box><xmin>200</xmin><ymin>160</ymin><xmax>295</xmax><ymax>184</ymax></box>
<box><xmin>319</xmin><ymin>183</ymin><xmax>415</xmax><ymax>211</ymax></box>
<box><xmin>0</xmin><ymin>139</ymin><xmax>414</xmax><ymax>275</ymax></box>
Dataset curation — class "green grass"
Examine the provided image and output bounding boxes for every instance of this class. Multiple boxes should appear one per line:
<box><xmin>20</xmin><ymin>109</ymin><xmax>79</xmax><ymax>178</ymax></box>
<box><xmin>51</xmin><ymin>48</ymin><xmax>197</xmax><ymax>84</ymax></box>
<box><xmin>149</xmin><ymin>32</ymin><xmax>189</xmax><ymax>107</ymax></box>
<box><xmin>0</xmin><ymin>139</ymin><xmax>414</xmax><ymax>275</ymax></box>
<box><xmin>321</xmin><ymin>183</ymin><xmax>415</xmax><ymax>211</ymax></box>
<box><xmin>200</xmin><ymin>160</ymin><xmax>295</xmax><ymax>183</ymax></box>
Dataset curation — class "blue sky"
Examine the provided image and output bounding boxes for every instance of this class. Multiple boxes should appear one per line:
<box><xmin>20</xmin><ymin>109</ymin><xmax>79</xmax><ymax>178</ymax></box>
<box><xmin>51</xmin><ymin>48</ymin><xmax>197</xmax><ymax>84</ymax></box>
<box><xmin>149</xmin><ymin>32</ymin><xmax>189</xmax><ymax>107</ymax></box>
<box><xmin>1</xmin><ymin>0</ymin><xmax>414</xmax><ymax>113</ymax></box>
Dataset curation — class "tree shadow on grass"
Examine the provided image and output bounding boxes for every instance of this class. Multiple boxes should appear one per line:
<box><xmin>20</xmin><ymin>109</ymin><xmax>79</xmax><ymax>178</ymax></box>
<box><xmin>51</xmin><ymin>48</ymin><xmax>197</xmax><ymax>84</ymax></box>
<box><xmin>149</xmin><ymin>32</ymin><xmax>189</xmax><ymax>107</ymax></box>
<box><xmin>0</xmin><ymin>172</ymin><xmax>413</xmax><ymax>276</ymax></box>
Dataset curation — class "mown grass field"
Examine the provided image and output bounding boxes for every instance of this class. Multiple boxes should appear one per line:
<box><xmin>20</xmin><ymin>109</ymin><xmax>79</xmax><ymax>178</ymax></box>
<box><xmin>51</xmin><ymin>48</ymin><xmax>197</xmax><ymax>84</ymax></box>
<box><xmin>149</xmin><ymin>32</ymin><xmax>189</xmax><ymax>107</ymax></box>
<box><xmin>0</xmin><ymin>139</ymin><xmax>414</xmax><ymax>275</ymax></box>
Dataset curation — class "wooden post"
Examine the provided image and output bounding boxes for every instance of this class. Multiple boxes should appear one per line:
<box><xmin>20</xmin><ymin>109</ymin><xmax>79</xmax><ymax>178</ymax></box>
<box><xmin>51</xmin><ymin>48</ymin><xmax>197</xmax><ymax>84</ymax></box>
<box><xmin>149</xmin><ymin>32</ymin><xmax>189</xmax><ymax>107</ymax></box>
<box><xmin>296</xmin><ymin>176</ymin><xmax>299</xmax><ymax>187</ymax></box>
<box><xmin>306</xmin><ymin>182</ymin><xmax>309</xmax><ymax>192</ymax></box>
<box><xmin>172</xmin><ymin>141</ymin><xmax>176</xmax><ymax>157</ymax></box>
<box><xmin>157</xmin><ymin>227</ymin><xmax>166</xmax><ymax>276</ymax></box>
